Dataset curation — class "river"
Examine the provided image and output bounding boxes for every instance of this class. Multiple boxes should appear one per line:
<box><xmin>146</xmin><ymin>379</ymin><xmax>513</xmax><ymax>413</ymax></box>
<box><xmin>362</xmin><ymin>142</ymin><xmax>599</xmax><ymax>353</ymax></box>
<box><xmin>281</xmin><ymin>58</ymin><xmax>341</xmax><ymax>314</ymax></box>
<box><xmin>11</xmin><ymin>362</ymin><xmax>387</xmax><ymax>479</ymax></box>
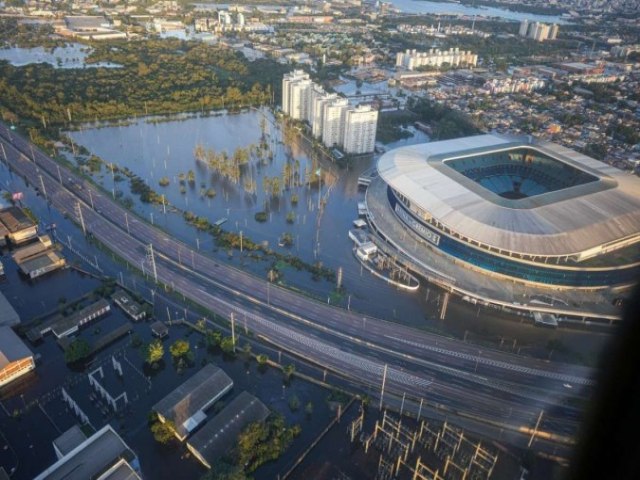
<box><xmin>390</xmin><ymin>0</ymin><xmax>568</xmax><ymax>23</ymax></box>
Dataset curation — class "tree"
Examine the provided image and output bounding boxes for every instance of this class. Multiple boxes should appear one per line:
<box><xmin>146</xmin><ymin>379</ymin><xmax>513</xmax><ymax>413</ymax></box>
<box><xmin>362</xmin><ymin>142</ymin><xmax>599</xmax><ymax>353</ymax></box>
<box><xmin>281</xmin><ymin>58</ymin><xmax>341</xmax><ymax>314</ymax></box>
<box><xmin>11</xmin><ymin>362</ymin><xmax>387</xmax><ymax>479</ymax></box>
<box><xmin>220</xmin><ymin>336</ymin><xmax>236</xmax><ymax>355</ymax></box>
<box><xmin>256</xmin><ymin>354</ymin><xmax>269</xmax><ymax>366</ymax></box>
<box><xmin>64</xmin><ymin>338</ymin><xmax>91</xmax><ymax>364</ymax></box>
<box><xmin>146</xmin><ymin>339</ymin><xmax>164</xmax><ymax>365</ymax></box>
<box><xmin>305</xmin><ymin>401</ymin><xmax>313</xmax><ymax>416</ymax></box>
<box><xmin>283</xmin><ymin>364</ymin><xmax>295</xmax><ymax>381</ymax></box>
<box><xmin>288</xmin><ymin>394</ymin><xmax>300</xmax><ymax>411</ymax></box>
<box><xmin>205</xmin><ymin>329</ymin><xmax>222</xmax><ymax>351</ymax></box>
<box><xmin>150</xmin><ymin>418</ymin><xmax>176</xmax><ymax>445</ymax></box>
<box><xmin>169</xmin><ymin>339</ymin><xmax>190</xmax><ymax>359</ymax></box>
<box><xmin>236</xmin><ymin>415</ymin><xmax>301</xmax><ymax>472</ymax></box>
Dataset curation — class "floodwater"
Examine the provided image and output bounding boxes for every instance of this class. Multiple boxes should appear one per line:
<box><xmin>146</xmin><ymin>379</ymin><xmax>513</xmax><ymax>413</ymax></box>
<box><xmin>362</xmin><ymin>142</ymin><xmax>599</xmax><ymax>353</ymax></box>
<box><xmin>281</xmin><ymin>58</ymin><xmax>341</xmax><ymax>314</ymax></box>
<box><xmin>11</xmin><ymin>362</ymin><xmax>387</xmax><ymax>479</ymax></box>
<box><xmin>0</xmin><ymin>44</ymin><xmax>121</xmax><ymax>69</ymax></box>
<box><xmin>64</xmin><ymin>109</ymin><xmax>611</xmax><ymax>363</ymax></box>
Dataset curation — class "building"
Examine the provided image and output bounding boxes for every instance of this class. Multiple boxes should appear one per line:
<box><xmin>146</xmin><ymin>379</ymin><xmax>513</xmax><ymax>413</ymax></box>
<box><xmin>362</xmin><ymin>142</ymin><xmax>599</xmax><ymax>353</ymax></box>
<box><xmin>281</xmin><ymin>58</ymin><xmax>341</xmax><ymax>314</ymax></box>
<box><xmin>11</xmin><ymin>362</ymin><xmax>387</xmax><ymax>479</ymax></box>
<box><xmin>518</xmin><ymin>20</ymin><xmax>529</xmax><ymax>37</ymax></box>
<box><xmin>34</xmin><ymin>424</ymin><xmax>141</xmax><ymax>480</ymax></box>
<box><xmin>153</xmin><ymin>363</ymin><xmax>233</xmax><ymax>441</ymax></box>
<box><xmin>0</xmin><ymin>206</ymin><xmax>38</xmax><ymax>245</ymax></box>
<box><xmin>52</xmin><ymin>425</ymin><xmax>87</xmax><ymax>459</ymax></box>
<box><xmin>395</xmin><ymin>48</ymin><xmax>478</xmax><ymax>71</ymax></box>
<box><xmin>187</xmin><ymin>391</ymin><xmax>269</xmax><ymax>469</ymax></box>
<box><xmin>111</xmin><ymin>290</ymin><xmax>146</xmax><ymax>321</ymax></box>
<box><xmin>150</xmin><ymin>321</ymin><xmax>169</xmax><ymax>338</ymax></box>
<box><xmin>311</xmin><ymin>91</ymin><xmax>338</xmax><ymax>138</ymax></box>
<box><xmin>343</xmin><ymin>106</ymin><xmax>378</xmax><ymax>155</ymax></box>
<box><xmin>366</xmin><ymin>134</ymin><xmax>640</xmax><ymax>318</ymax></box>
<box><xmin>0</xmin><ymin>326</ymin><xmax>35</xmax><ymax>387</ymax></box>
<box><xmin>0</xmin><ymin>292</ymin><xmax>20</xmax><ymax>328</ymax></box>
<box><xmin>12</xmin><ymin>235</ymin><xmax>66</xmax><ymax>279</ymax></box>
<box><xmin>281</xmin><ymin>71</ymin><xmax>378</xmax><ymax>154</ymax></box>
<box><xmin>281</xmin><ymin>70</ymin><xmax>310</xmax><ymax>118</ymax></box>
<box><xmin>518</xmin><ymin>21</ymin><xmax>558</xmax><ymax>42</ymax></box>
<box><xmin>322</xmin><ymin>98</ymin><xmax>349</xmax><ymax>148</ymax></box>
<box><xmin>47</xmin><ymin>299</ymin><xmax>111</xmax><ymax>339</ymax></box>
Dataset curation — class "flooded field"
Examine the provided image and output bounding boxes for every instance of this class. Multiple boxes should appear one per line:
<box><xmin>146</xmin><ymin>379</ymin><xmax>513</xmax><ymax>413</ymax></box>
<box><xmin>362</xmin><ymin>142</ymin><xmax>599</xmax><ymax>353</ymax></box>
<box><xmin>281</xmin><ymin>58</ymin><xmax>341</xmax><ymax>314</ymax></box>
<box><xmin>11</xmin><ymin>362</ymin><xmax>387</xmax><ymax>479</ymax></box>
<box><xmin>0</xmin><ymin>44</ymin><xmax>121</xmax><ymax>69</ymax></box>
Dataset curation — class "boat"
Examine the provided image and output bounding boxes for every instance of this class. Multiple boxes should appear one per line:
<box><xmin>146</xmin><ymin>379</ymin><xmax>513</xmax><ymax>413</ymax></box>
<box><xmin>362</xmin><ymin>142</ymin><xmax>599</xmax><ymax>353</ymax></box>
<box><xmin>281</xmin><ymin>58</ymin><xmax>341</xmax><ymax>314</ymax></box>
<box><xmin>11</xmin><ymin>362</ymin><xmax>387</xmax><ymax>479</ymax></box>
<box><xmin>349</xmin><ymin>230</ymin><xmax>419</xmax><ymax>291</ymax></box>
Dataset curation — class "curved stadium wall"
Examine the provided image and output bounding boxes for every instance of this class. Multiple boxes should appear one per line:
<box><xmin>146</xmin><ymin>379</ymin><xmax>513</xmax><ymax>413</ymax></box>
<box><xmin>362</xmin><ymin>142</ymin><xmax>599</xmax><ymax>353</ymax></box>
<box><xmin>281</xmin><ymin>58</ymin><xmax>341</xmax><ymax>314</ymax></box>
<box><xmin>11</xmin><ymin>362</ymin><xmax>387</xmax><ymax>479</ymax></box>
<box><xmin>376</xmin><ymin>135</ymin><xmax>640</xmax><ymax>290</ymax></box>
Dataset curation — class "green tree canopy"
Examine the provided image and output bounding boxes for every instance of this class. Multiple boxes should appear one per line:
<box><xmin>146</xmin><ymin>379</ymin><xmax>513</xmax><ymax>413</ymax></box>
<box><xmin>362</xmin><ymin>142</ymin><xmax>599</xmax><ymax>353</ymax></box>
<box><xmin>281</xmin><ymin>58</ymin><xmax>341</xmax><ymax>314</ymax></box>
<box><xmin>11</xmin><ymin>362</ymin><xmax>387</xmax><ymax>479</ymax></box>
<box><xmin>169</xmin><ymin>339</ymin><xmax>190</xmax><ymax>359</ymax></box>
<box><xmin>146</xmin><ymin>339</ymin><xmax>164</xmax><ymax>365</ymax></box>
<box><xmin>64</xmin><ymin>338</ymin><xmax>91</xmax><ymax>364</ymax></box>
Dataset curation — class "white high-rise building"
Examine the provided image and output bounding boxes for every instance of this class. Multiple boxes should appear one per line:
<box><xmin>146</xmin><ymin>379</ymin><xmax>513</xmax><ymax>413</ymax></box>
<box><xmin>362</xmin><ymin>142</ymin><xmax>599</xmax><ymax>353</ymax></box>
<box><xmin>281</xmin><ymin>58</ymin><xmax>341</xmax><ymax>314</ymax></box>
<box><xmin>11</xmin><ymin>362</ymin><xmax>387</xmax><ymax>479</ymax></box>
<box><xmin>281</xmin><ymin>70</ymin><xmax>310</xmax><ymax>117</ymax></box>
<box><xmin>521</xmin><ymin>21</ymin><xmax>557</xmax><ymax>42</ymax></box>
<box><xmin>322</xmin><ymin>98</ymin><xmax>349</xmax><ymax>148</ymax></box>
<box><xmin>519</xmin><ymin>20</ymin><xmax>529</xmax><ymax>37</ymax></box>
<box><xmin>343</xmin><ymin>106</ymin><xmax>378</xmax><ymax>155</ymax></box>
<box><xmin>237</xmin><ymin>12</ymin><xmax>245</xmax><ymax>27</ymax></box>
<box><xmin>282</xmin><ymin>71</ymin><xmax>378</xmax><ymax>154</ymax></box>
<box><xmin>311</xmin><ymin>92</ymin><xmax>337</xmax><ymax>139</ymax></box>
<box><xmin>289</xmin><ymin>79</ymin><xmax>312</xmax><ymax>120</ymax></box>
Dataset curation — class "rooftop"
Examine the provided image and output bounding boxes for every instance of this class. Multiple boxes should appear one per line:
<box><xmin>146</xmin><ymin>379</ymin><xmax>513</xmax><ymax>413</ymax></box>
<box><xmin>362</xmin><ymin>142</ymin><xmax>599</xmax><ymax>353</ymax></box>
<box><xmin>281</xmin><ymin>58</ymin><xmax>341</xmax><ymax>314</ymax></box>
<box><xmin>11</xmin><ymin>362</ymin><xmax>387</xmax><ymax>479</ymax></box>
<box><xmin>95</xmin><ymin>459</ymin><xmax>141</xmax><ymax>480</ymax></box>
<box><xmin>34</xmin><ymin>424</ymin><xmax>138</xmax><ymax>480</ymax></box>
<box><xmin>53</xmin><ymin>425</ymin><xmax>87</xmax><ymax>458</ymax></box>
<box><xmin>0</xmin><ymin>326</ymin><xmax>33</xmax><ymax>369</ymax></box>
<box><xmin>377</xmin><ymin>134</ymin><xmax>640</xmax><ymax>258</ymax></box>
<box><xmin>153</xmin><ymin>363</ymin><xmax>234</xmax><ymax>440</ymax></box>
<box><xmin>0</xmin><ymin>206</ymin><xmax>35</xmax><ymax>233</ymax></box>
<box><xmin>0</xmin><ymin>292</ymin><xmax>20</xmax><ymax>327</ymax></box>
<box><xmin>187</xmin><ymin>391</ymin><xmax>270</xmax><ymax>469</ymax></box>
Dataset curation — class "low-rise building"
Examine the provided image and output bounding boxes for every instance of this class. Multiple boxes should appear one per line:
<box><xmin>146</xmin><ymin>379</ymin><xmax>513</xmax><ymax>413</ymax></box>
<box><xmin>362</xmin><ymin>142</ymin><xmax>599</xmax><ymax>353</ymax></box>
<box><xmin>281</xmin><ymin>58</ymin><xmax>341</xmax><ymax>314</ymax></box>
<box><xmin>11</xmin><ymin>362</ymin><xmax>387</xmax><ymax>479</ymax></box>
<box><xmin>187</xmin><ymin>391</ymin><xmax>270</xmax><ymax>469</ymax></box>
<box><xmin>111</xmin><ymin>290</ymin><xmax>146</xmax><ymax>321</ymax></box>
<box><xmin>0</xmin><ymin>326</ymin><xmax>35</xmax><ymax>387</ymax></box>
<box><xmin>34</xmin><ymin>424</ymin><xmax>141</xmax><ymax>480</ymax></box>
<box><xmin>0</xmin><ymin>206</ymin><xmax>38</xmax><ymax>245</ymax></box>
<box><xmin>153</xmin><ymin>363</ymin><xmax>234</xmax><ymax>441</ymax></box>
<box><xmin>0</xmin><ymin>292</ymin><xmax>20</xmax><ymax>328</ymax></box>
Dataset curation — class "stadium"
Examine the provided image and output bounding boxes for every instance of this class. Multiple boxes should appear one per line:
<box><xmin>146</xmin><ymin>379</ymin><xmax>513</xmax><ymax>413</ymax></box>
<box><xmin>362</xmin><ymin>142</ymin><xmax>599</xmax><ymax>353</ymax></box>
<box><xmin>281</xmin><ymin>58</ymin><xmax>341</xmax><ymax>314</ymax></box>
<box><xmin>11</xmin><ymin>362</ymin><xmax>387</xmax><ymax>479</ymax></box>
<box><xmin>365</xmin><ymin>134</ymin><xmax>640</xmax><ymax>320</ymax></box>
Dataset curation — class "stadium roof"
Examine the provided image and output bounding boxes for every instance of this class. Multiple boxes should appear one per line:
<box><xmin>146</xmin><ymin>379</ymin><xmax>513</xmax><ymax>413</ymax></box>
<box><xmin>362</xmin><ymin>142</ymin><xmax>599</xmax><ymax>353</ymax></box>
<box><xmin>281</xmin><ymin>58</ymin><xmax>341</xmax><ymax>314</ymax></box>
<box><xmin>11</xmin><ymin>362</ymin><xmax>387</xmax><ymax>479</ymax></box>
<box><xmin>377</xmin><ymin>134</ymin><xmax>640</xmax><ymax>257</ymax></box>
<box><xmin>153</xmin><ymin>363</ymin><xmax>233</xmax><ymax>440</ymax></box>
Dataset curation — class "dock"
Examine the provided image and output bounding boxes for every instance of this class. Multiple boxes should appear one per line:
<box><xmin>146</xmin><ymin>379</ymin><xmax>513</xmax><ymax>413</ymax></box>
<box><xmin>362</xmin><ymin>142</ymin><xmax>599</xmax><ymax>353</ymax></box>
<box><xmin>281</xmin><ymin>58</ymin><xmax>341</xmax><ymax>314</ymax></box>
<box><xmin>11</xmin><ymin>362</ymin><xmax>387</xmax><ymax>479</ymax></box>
<box><xmin>357</xmin><ymin>167</ymin><xmax>378</xmax><ymax>189</ymax></box>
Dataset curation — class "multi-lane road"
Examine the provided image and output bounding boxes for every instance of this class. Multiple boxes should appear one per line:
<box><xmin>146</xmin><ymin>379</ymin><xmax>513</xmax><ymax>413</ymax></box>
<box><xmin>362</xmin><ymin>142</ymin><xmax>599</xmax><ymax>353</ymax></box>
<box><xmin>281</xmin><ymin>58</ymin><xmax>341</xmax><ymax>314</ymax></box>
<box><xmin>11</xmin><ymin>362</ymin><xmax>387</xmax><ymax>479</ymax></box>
<box><xmin>0</xmin><ymin>123</ymin><xmax>596</xmax><ymax>455</ymax></box>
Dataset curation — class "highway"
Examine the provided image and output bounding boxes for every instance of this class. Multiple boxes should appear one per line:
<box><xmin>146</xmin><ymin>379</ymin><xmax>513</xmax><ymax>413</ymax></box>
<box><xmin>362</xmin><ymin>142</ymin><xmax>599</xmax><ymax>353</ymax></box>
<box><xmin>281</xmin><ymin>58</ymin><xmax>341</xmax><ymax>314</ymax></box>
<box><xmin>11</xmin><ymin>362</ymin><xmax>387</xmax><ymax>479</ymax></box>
<box><xmin>0</xmin><ymin>123</ymin><xmax>596</xmax><ymax>454</ymax></box>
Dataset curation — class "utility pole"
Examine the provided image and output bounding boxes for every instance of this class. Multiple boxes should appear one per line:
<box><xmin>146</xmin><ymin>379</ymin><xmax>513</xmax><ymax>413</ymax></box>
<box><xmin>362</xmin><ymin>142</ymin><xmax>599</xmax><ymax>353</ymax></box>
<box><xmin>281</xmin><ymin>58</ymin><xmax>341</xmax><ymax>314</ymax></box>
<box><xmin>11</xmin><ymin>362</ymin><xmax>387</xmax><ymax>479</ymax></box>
<box><xmin>379</xmin><ymin>364</ymin><xmax>388</xmax><ymax>411</ymax></box>
<box><xmin>145</xmin><ymin>243</ymin><xmax>158</xmax><ymax>283</ymax></box>
<box><xmin>240</xmin><ymin>230</ymin><xmax>243</xmax><ymax>253</ymax></box>
<box><xmin>75</xmin><ymin>202</ymin><xmax>86</xmax><ymax>235</ymax></box>
<box><xmin>231</xmin><ymin>312</ymin><xmax>236</xmax><ymax>353</ymax></box>
<box><xmin>528</xmin><ymin>410</ymin><xmax>544</xmax><ymax>447</ymax></box>
<box><xmin>1</xmin><ymin>143</ymin><xmax>7</xmax><ymax>161</ymax></box>
<box><xmin>39</xmin><ymin>174</ymin><xmax>47</xmax><ymax>199</ymax></box>
<box><xmin>88</xmin><ymin>189</ymin><xmax>94</xmax><ymax>210</ymax></box>
<box><xmin>125</xmin><ymin>213</ymin><xmax>130</xmax><ymax>234</ymax></box>
<box><xmin>317</xmin><ymin>168</ymin><xmax>322</xmax><ymax>209</ymax></box>
<box><xmin>56</xmin><ymin>164</ymin><xmax>62</xmax><ymax>184</ymax></box>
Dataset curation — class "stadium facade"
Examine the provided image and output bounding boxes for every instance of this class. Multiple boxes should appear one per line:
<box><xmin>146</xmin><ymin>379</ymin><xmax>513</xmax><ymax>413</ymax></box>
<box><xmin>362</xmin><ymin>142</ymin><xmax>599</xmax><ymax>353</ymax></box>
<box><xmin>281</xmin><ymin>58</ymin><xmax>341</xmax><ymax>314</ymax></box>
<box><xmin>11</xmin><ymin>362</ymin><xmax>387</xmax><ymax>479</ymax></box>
<box><xmin>366</xmin><ymin>134</ymin><xmax>640</xmax><ymax>319</ymax></box>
